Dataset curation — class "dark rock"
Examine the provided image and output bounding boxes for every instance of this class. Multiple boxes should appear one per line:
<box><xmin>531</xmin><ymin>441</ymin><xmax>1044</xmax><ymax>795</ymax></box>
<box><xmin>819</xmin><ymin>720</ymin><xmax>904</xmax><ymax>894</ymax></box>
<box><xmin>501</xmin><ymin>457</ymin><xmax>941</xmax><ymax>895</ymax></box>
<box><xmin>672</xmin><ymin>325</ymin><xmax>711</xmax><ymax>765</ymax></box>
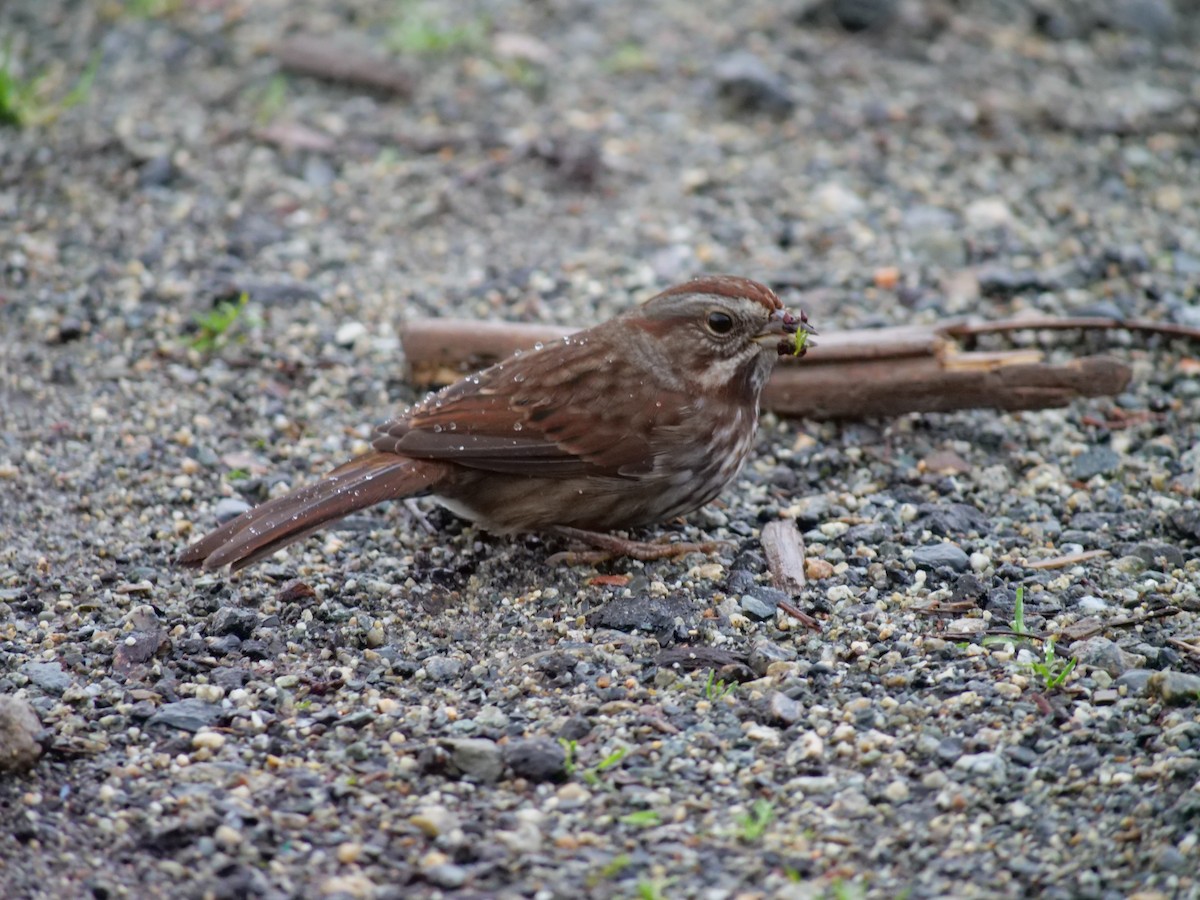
<box><xmin>767</xmin><ymin>691</ymin><xmax>803</xmax><ymax>725</ymax></box>
<box><xmin>1072</xmin><ymin>448</ymin><xmax>1121</xmax><ymax>480</ymax></box>
<box><xmin>113</xmin><ymin>627</ymin><xmax>169</xmax><ymax>673</ymax></box>
<box><xmin>799</xmin><ymin>0</ymin><xmax>899</xmax><ymax>31</ymax></box>
<box><xmin>504</xmin><ymin>737</ymin><xmax>568</xmax><ymax>783</ymax></box>
<box><xmin>1150</xmin><ymin>671</ymin><xmax>1200</xmax><ymax>706</ymax></box>
<box><xmin>20</xmin><ymin>661</ymin><xmax>72</xmax><ymax>695</ymax></box>
<box><xmin>846</xmin><ymin>522</ymin><xmax>888</xmax><ymax>544</ymax></box>
<box><xmin>423</xmin><ymin>656</ymin><xmax>464</xmax><ymax>682</ymax></box>
<box><xmin>1104</xmin><ymin>244</ymin><xmax>1151</xmax><ymax>273</ymax></box>
<box><xmin>211</xmin><ymin>667</ymin><xmax>250</xmax><ymax>690</ymax></box>
<box><xmin>138</xmin><ymin>154</ymin><xmax>177</xmax><ymax>188</ymax></box>
<box><xmin>53</xmin><ymin>317</ymin><xmax>85</xmax><ymax>344</ymax></box>
<box><xmin>916</xmin><ymin>503</ymin><xmax>988</xmax><ymax>537</ymax></box>
<box><xmin>1128</xmin><ymin>542</ymin><xmax>1186</xmax><ymax>571</ymax></box>
<box><xmin>336</xmin><ymin>710</ymin><xmax>377</xmax><ymax>729</ymax></box>
<box><xmin>147</xmin><ymin>699</ymin><xmax>223</xmax><ymax>732</ymax></box>
<box><xmin>210</xmin><ymin>607</ymin><xmax>259</xmax><ymax>639</ymax></box>
<box><xmin>1069</xmin><ymin>636</ymin><xmax>1141</xmax><ymax>677</ymax></box>
<box><xmin>951</xmin><ymin>573</ymin><xmax>987</xmax><ymax>604</ymax></box>
<box><xmin>1161</xmin><ymin>508</ymin><xmax>1200</xmax><ymax>542</ymax></box>
<box><xmin>1116</xmin><ymin>669</ymin><xmax>1156</xmax><ymax>696</ymax></box>
<box><xmin>935</xmin><ymin>737</ymin><xmax>964</xmax><ymax>763</ymax></box>
<box><xmin>586</xmin><ymin>595</ymin><xmax>695</xmax><ymax>643</ymax></box>
<box><xmin>559</xmin><ymin>716</ymin><xmax>592</xmax><ymax>742</ymax></box>
<box><xmin>656</xmin><ymin>646</ymin><xmax>753</xmax><ymax>682</ymax></box>
<box><xmin>713</xmin><ymin>52</ymin><xmax>794</xmax><ymax>116</ymax></box>
<box><xmin>1003</xmin><ymin>744</ymin><xmax>1039</xmax><ymax>767</ymax></box>
<box><xmin>740</xmin><ymin>591</ymin><xmax>779</xmax><ymax>620</ymax></box>
<box><xmin>227</xmin><ymin>214</ymin><xmax>286</xmax><ymax>258</ymax></box>
<box><xmin>977</xmin><ymin>266</ymin><xmax>1055</xmax><ymax>298</ymax></box>
<box><xmin>912</xmin><ymin>543</ymin><xmax>970</xmax><ymax>572</ymax></box>
<box><xmin>1102</xmin><ymin>0</ymin><xmax>1178</xmax><ymax>39</ymax></box>
<box><xmin>424</xmin><ymin>864</ymin><xmax>468</xmax><ymax>889</ymax></box>
<box><xmin>748</xmin><ymin>638</ymin><xmax>797</xmax><ymax>675</ymax></box>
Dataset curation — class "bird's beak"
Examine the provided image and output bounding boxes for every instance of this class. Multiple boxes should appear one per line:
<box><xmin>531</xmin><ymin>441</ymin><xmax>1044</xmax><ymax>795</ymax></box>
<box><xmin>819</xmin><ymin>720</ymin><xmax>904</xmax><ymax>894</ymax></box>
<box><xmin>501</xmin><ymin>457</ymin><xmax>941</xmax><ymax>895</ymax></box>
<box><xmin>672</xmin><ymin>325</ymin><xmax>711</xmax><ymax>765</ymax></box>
<box><xmin>755</xmin><ymin>308</ymin><xmax>817</xmax><ymax>357</ymax></box>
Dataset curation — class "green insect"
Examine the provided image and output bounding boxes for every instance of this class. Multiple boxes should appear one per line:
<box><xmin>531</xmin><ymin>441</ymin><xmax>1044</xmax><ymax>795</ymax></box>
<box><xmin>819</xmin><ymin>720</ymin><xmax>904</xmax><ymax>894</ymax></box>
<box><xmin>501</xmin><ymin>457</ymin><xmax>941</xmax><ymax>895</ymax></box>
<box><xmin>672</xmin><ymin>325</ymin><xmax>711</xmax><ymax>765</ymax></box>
<box><xmin>792</xmin><ymin>328</ymin><xmax>810</xmax><ymax>356</ymax></box>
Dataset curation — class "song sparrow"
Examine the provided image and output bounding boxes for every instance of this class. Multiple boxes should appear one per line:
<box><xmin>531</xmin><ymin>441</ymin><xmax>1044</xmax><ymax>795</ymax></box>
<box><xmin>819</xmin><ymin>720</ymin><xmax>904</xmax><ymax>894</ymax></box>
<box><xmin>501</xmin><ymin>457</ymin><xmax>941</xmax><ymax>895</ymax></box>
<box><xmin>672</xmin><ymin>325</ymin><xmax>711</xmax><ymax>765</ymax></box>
<box><xmin>178</xmin><ymin>275</ymin><xmax>812</xmax><ymax>571</ymax></box>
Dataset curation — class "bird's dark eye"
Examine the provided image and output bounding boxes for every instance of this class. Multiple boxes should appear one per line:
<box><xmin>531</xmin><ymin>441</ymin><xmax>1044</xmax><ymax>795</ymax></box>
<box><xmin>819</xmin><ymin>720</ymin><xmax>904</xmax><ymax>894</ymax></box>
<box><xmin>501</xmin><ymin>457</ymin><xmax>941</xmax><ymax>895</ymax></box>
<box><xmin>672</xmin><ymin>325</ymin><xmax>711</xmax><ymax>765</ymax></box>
<box><xmin>706</xmin><ymin>311</ymin><xmax>734</xmax><ymax>335</ymax></box>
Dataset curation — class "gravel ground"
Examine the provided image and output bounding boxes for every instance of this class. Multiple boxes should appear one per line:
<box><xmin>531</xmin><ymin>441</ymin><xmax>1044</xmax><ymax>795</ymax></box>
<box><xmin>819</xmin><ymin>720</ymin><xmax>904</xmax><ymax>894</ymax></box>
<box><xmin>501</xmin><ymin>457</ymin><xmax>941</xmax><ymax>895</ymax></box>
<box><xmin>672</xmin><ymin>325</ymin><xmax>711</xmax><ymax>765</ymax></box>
<box><xmin>3</xmin><ymin>1</ymin><xmax>1200</xmax><ymax>898</ymax></box>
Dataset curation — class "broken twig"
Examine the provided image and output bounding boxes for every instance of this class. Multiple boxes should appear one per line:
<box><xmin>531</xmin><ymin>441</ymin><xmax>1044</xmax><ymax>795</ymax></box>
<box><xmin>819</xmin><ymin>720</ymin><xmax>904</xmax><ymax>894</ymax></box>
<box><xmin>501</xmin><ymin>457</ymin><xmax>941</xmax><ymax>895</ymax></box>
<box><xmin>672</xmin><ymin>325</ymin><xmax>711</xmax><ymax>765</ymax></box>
<box><xmin>1024</xmin><ymin>549</ymin><xmax>1110</xmax><ymax>570</ymax></box>
<box><xmin>400</xmin><ymin>318</ymin><xmax>1138</xmax><ymax>420</ymax></box>
<box><xmin>762</xmin><ymin>519</ymin><xmax>806</xmax><ymax>593</ymax></box>
<box><xmin>274</xmin><ymin>34</ymin><xmax>414</xmax><ymax>96</ymax></box>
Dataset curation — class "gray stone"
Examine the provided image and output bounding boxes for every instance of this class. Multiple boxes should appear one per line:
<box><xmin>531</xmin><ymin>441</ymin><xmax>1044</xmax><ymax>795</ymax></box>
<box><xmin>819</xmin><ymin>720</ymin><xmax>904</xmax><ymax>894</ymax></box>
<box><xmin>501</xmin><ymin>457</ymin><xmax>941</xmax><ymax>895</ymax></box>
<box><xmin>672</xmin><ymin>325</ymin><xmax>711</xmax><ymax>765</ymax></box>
<box><xmin>936</xmin><ymin>737</ymin><xmax>964</xmax><ymax>763</ymax></box>
<box><xmin>0</xmin><ymin>695</ymin><xmax>44</xmax><ymax>772</ymax></box>
<box><xmin>475</xmin><ymin>705</ymin><xmax>510</xmax><ymax>731</ymax></box>
<box><xmin>504</xmin><ymin>737</ymin><xmax>567</xmax><ymax>783</ymax></box>
<box><xmin>912</xmin><ymin>544</ymin><xmax>970</xmax><ymax>572</ymax></box>
<box><xmin>423</xmin><ymin>656</ymin><xmax>464</xmax><ymax>682</ymax></box>
<box><xmin>713</xmin><ymin>52</ymin><xmax>794</xmax><ymax>116</ymax></box>
<box><xmin>210</xmin><ymin>607</ymin><xmax>259</xmax><ymax>639</ymax></box>
<box><xmin>214</xmin><ymin>497</ymin><xmax>252</xmax><ymax>523</ymax></box>
<box><xmin>740</xmin><ymin>593</ymin><xmax>778</xmax><ymax>620</ymax></box>
<box><xmin>1150</xmin><ymin>671</ymin><xmax>1200</xmax><ymax>706</ymax></box>
<box><xmin>955</xmin><ymin>751</ymin><xmax>1008</xmax><ymax>786</ymax></box>
<box><xmin>1070</xmin><ymin>636</ymin><xmax>1144</xmax><ymax>677</ymax></box>
<box><xmin>425</xmin><ymin>864</ymin><xmax>468</xmax><ymax>889</ymax></box>
<box><xmin>748</xmin><ymin>638</ymin><xmax>796</xmax><ymax>676</ymax></box>
<box><xmin>20</xmin><ymin>661</ymin><xmax>72</xmax><ymax>695</ymax></box>
<box><xmin>916</xmin><ymin>503</ymin><xmax>989</xmax><ymax>537</ymax></box>
<box><xmin>443</xmin><ymin>737</ymin><xmax>504</xmax><ymax>783</ymax></box>
<box><xmin>1129</xmin><ymin>542</ymin><xmax>1185</xmax><ymax>571</ymax></box>
<box><xmin>1072</xmin><ymin>448</ymin><xmax>1121</xmax><ymax>480</ymax></box>
<box><xmin>1115</xmin><ymin>669</ymin><xmax>1155</xmax><ymax>696</ymax></box>
<box><xmin>767</xmin><ymin>691</ymin><xmax>803</xmax><ymax>725</ymax></box>
<box><xmin>147</xmin><ymin>699</ymin><xmax>223</xmax><ymax>732</ymax></box>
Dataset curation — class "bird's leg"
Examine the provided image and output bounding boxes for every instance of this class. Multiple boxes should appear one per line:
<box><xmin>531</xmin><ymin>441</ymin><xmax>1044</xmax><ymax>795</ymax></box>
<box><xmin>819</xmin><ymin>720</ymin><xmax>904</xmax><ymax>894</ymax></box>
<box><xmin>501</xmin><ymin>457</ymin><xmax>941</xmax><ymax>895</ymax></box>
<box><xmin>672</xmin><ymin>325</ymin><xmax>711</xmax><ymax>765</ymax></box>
<box><xmin>546</xmin><ymin>526</ymin><xmax>735</xmax><ymax>566</ymax></box>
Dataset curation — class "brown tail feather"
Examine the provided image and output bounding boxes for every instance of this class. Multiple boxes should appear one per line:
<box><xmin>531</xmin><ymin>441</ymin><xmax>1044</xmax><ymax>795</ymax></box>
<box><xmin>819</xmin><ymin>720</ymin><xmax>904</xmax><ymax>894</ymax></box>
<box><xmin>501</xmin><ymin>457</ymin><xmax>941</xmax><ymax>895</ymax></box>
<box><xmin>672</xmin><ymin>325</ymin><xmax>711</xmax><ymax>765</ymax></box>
<box><xmin>178</xmin><ymin>453</ymin><xmax>454</xmax><ymax>571</ymax></box>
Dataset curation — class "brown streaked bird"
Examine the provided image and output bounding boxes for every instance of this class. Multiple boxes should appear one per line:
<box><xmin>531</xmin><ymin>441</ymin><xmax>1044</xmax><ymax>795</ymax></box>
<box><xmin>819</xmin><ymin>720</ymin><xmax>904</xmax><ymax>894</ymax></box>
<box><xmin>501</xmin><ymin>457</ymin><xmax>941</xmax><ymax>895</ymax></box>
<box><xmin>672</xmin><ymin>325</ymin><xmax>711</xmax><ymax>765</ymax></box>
<box><xmin>178</xmin><ymin>275</ymin><xmax>813</xmax><ymax>571</ymax></box>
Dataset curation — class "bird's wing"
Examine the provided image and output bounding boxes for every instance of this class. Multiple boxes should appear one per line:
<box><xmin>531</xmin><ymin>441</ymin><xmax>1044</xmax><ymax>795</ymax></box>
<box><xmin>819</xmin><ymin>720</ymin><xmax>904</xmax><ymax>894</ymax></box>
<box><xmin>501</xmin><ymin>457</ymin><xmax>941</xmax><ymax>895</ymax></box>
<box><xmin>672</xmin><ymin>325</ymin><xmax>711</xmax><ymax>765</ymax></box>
<box><xmin>372</xmin><ymin>336</ymin><xmax>685</xmax><ymax>478</ymax></box>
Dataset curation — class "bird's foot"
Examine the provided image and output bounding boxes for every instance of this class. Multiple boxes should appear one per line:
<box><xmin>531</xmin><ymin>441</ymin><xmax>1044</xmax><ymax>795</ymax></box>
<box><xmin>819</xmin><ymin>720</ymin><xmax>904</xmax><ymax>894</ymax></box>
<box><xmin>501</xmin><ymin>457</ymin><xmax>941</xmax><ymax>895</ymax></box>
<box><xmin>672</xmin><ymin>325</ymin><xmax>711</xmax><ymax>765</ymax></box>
<box><xmin>546</xmin><ymin>526</ymin><xmax>734</xmax><ymax>566</ymax></box>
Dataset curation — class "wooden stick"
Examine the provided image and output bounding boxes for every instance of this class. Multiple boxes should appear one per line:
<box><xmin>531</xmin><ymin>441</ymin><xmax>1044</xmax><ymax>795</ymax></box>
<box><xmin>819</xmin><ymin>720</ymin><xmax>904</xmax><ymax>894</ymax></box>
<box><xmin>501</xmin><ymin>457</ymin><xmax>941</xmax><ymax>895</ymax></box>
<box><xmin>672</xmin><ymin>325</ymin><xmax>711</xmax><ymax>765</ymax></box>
<box><xmin>761</xmin><ymin>520</ymin><xmax>806</xmax><ymax>593</ymax></box>
<box><xmin>399</xmin><ymin>319</ymin><xmax>1135</xmax><ymax>420</ymax></box>
<box><xmin>274</xmin><ymin>35</ymin><xmax>414</xmax><ymax>96</ymax></box>
<box><xmin>945</xmin><ymin>316</ymin><xmax>1200</xmax><ymax>342</ymax></box>
<box><xmin>1024</xmin><ymin>549</ymin><xmax>1110</xmax><ymax>570</ymax></box>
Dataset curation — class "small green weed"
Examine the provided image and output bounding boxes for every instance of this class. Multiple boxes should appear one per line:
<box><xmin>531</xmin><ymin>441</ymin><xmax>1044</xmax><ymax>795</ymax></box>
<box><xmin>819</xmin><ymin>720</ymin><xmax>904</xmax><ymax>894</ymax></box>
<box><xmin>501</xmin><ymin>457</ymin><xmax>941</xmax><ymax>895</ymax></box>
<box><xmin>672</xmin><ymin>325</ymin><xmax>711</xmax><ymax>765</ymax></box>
<box><xmin>982</xmin><ymin>587</ymin><xmax>1077</xmax><ymax>690</ymax></box>
<box><xmin>583</xmin><ymin>745</ymin><xmax>628</xmax><ymax>787</ymax></box>
<box><xmin>603</xmin><ymin>42</ymin><xmax>654</xmax><ymax>74</ymax></box>
<box><xmin>619</xmin><ymin>809</ymin><xmax>661</xmax><ymax>828</ymax></box>
<box><xmin>388</xmin><ymin>2</ymin><xmax>487</xmax><ymax>55</ymax></box>
<box><xmin>585</xmin><ymin>853</ymin><xmax>631</xmax><ymax>888</ymax></box>
<box><xmin>827</xmin><ymin>879</ymin><xmax>871</xmax><ymax>900</ymax></box>
<box><xmin>0</xmin><ymin>42</ymin><xmax>98</xmax><ymax>128</ymax></box>
<box><xmin>1027</xmin><ymin>638</ymin><xmax>1076</xmax><ymax>689</ymax></box>
<box><xmin>122</xmin><ymin>0</ymin><xmax>180</xmax><ymax>17</ymax></box>
<box><xmin>982</xmin><ymin>585</ymin><xmax>1029</xmax><ymax>647</ymax></box>
<box><xmin>735</xmin><ymin>798</ymin><xmax>774</xmax><ymax>843</ymax></box>
<box><xmin>191</xmin><ymin>293</ymin><xmax>255</xmax><ymax>352</ymax></box>
<box><xmin>704</xmin><ymin>669</ymin><xmax>736</xmax><ymax>701</ymax></box>
<box><xmin>559</xmin><ymin>739</ymin><xmax>629</xmax><ymax>788</ymax></box>
<box><xmin>559</xmin><ymin>737</ymin><xmax>577</xmax><ymax>775</ymax></box>
<box><xmin>636</xmin><ymin>879</ymin><xmax>670</xmax><ymax>900</ymax></box>
<box><xmin>255</xmin><ymin>74</ymin><xmax>288</xmax><ymax>125</ymax></box>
